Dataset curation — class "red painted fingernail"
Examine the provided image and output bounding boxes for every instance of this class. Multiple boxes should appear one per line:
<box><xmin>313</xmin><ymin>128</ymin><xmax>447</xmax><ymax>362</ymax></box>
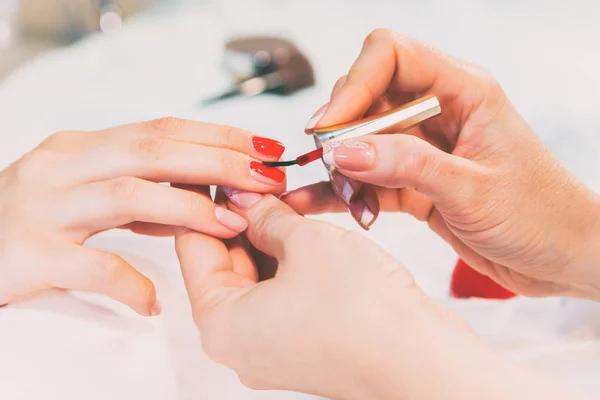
<box><xmin>252</xmin><ymin>137</ymin><xmax>285</xmax><ymax>158</ymax></box>
<box><xmin>249</xmin><ymin>161</ymin><xmax>285</xmax><ymax>184</ymax></box>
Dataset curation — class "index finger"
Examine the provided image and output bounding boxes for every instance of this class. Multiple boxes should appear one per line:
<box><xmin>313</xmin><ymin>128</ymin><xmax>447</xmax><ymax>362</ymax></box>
<box><xmin>102</xmin><ymin>117</ymin><xmax>286</xmax><ymax>161</ymax></box>
<box><xmin>315</xmin><ymin>29</ymin><xmax>475</xmax><ymax>129</ymax></box>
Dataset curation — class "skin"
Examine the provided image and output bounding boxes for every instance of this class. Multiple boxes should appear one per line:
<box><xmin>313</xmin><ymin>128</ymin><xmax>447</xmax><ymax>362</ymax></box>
<box><xmin>284</xmin><ymin>28</ymin><xmax>600</xmax><ymax>300</ymax></box>
<box><xmin>177</xmin><ymin>191</ymin><xmax>593</xmax><ymax>400</ymax></box>
<box><xmin>0</xmin><ymin>117</ymin><xmax>285</xmax><ymax>315</ymax></box>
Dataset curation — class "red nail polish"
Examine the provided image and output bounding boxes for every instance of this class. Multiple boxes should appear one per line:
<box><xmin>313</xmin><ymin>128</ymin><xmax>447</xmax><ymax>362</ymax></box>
<box><xmin>250</xmin><ymin>161</ymin><xmax>285</xmax><ymax>183</ymax></box>
<box><xmin>450</xmin><ymin>259</ymin><xmax>516</xmax><ymax>299</ymax></box>
<box><xmin>252</xmin><ymin>137</ymin><xmax>285</xmax><ymax>158</ymax></box>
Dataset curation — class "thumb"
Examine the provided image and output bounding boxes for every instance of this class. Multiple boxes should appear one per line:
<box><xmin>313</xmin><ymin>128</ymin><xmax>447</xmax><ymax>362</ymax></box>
<box><xmin>321</xmin><ymin>135</ymin><xmax>484</xmax><ymax>206</ymax></box>
<box><xmin>221</xmin><ymin>188</ymin><xmax>306</xmax><ymax>259</ymax></box>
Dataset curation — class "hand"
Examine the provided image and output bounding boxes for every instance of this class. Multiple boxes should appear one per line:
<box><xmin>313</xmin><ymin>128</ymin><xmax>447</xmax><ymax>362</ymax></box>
<box><xmin>284</xmin><ymin>29</ymin><xmax>600</xmax><ymax>300</ymax></box>
<box><xmin>0</xmin><ymin>117</ymin><xmax>286</xmax><ymax>314</ymax></box>
<box><xmin>176</xmin><ymin>189</ymin><xmax>589</xmax><ymax>400</ymax></box>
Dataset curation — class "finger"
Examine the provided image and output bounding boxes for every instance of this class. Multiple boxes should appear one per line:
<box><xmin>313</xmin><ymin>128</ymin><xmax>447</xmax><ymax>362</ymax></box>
<box><xmin>281</xmin><ymin>181</ymin><xmax>348</xmax><ymax>214</ymax></box>
<box><xmin>222</xmin><ymin>190</ymin><xmax>306</xmax><ymax>259</ymax></box>
<box><xmin>102</xmin><ymin>117</ymin><xmax>285</xmax><ymax>160</ymax></box>
<box><xmin>331</xmin><ymin>75</ymin><xmax>347</xmax><ymax>98</ymax></box>
<box><xmin>117</xmin><ymin>185</ymin><xmax>212</xmax><ymax>237</ymax></box>
<box><xmin>215</xmin><ymin>187</ymin><xmax>258</xmax><ymax>281</ymax></box>
<box><xmin>314</xmin><ymin>29</ymin><xmax>481</xmax><ymax>133</ymax></box>
<box><xmin>175</xmin><ymin>228</ymin><xmax>253</xmax><ymax>320</ymax></box>
<box><xmin>56</xmin><ymin>178</ymin><xmax>249</xmax><ymax>239</ymax></box>
<box><xmin>218</xmin><ymin>188</ymin><xmax>278</xmax><ymax>281</ymax></box>
<box><xmin>321</xmin><ymin>134</ymin><xmax>482</xmax><ymax>206</ymax></box>
<box><xmin>61</xmin><ymin>138</ymin><xmax>286</xmax><ymax>191</ymax></box>
<box><xmin>303</xmin><ymin>75</ymin><xmax>349</xmax><ymax>135</ymax></box>
<box><xmin>282</xmin><ymin>181</ymin><xmax>433</xmax><ymax>221</ymax></box>
<box><xmin>328</xmin><ymin>171</ymin><xmax>379</xmax><ymax>230</ymax></box>
<box><xmin>49</xmin><ymin>246</ymin><xmax>159</xmax><ymax>316</ymax></box>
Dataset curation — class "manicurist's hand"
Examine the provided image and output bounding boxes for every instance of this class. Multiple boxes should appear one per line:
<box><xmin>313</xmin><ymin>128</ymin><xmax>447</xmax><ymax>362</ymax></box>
<box><xmin>0</xmin><ymin>117</ymin><xmax>286</xmax><ymax>315</ymax></box>
<box><xmin>285</xmin><ymin>29</ymin><xmax>600</xmax><ymax>300</ymax></box>
<box><xmin>176</xmin><ymin>189</ymin><xmax>591</xmax><ymax>400</ymax></box>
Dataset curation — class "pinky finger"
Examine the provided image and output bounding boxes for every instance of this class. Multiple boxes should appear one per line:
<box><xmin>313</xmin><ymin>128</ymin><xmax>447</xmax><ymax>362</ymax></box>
<box><xmin>48</xmin><ymin>245</ymin><xmax>160</xmax><ymax>316</ymax></box>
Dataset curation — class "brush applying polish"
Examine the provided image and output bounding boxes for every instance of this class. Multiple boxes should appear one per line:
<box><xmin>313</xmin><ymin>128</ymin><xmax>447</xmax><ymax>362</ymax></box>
<box><xmin>262</xmin><ymin>147</ymin><xmax>323</xmax><ymax>167</ymax></box>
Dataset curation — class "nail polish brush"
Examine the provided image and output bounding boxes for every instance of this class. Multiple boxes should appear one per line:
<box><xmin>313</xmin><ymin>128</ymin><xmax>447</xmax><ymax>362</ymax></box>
<box><xmin>263</xmin><ymin>94</ymin><xmax>441</xmax><ymax>167</ymax></box>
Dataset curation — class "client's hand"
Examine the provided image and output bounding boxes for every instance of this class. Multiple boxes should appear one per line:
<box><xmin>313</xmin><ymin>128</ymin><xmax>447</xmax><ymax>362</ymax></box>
<box><xmin>176</xmin><ymin>190</ymin><xmax>588</xmax><ymax>400</ymax></box>
<box><xmin>285</xmin><ymin>29</ymin><xmax>600</xmax><ymax>300</ymax></box>
<box><xmin>0</xmin><ymin>118</ymin><xmax>286</xmax><ymax>314</ymax></box>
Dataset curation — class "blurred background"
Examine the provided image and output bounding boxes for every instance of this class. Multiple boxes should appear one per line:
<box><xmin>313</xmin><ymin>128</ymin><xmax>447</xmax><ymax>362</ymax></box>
<box><xmin>1</xmin><ymin>1</ymin><xmax>600</xmax><ymax>399</ymax></box>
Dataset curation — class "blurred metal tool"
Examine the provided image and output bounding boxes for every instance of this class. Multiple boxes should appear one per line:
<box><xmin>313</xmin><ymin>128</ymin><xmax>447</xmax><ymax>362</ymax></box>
<box><xmin>200</xmin><ymin>36</ymin><xmax>315</xmax><ymax>106</ymax></box>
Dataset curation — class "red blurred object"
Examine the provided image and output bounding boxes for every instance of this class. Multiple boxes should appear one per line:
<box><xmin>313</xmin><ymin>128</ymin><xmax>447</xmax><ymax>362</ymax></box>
<box><xmin>450</xmin><ymin>259</ymin><xmax>516</xmax><ymax>299</ymax></box>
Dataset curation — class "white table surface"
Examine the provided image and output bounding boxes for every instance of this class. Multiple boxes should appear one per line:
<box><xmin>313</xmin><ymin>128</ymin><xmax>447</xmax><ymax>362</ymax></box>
<box><xmin>1</xmin><ymin>1</ymin><xmax>600</xmax><ymax>399</ymax></box>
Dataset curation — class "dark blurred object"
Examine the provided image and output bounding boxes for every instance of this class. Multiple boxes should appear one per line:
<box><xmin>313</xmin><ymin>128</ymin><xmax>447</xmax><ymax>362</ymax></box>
<box><xmin>201</xmin><ymin>36</ymin><xmax>315</xmax><ymax>106</ymax></box>
<box><xmin>224</xmin><ymin>37</ymin><xmax>296</xmax><ymax>80</ymax></box>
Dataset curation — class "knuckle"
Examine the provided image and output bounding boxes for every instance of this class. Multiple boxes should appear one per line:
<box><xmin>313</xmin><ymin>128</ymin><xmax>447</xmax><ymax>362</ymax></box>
<box><xmin>219</xmin><ymin>125</ymin><xmax>235</xmax><ymax>148</ymax></box>
<box><xmin>185</xmin><ymin>193</ymin><xmax>209</xmax><ymax>216</ymax></box>
<box><xmin>253</xmin><ymin>207</ymin><xmax>283</xmax><ymax>240</ymax></box>
<box><xmin>392</xmin><ymin>136</ymin><xmax>428</xmax><ymax>183</ymax></box>
<box><xmin>134</xmin><ymin>137</ymin><xmax>167</xmax><ymax>159</ymax></box>
<box><xmin>147</xmin><ymin>116</ymin><xmax>184</xmax><ymax>136</ymax></box>
<box><xmin>40</xmin><ymin>130</ymin><xmax>77</xmax><ymax>148</ymax></box>
<box><xmin>364</xmin><ymin>28</ymin><xmax>393</xmax><ymax>45</ymax></box>
<box><xmin>252</xmin><ymin>207</ymin><xmax>298</xmax><ymax>251</ymax></box>
<box><xmin>335</xmin><ymin>75</ymin><xmax>347</xmax><ymax>87</ymax></box>
<box><xmin>355</xmin><ymin>80</ymin><xmax>376</xmax><ymax>107</ymax></box>
<box><xmin>466</xmin><ymin>64</ymin><xmax>504</xmax><ymax>99</ymax></box>
<box><xmin>214</xmin><ymin>148</ymin><xmax>238</xmax><ymax>175</ymax></box>
<box><xmin>108</xmin><ymin>177</ymin><xmax>140</xmax><ymax>202</ymax></box>
<box><xmin>92</xmin><ymin>253</ymin><xmax>125</xmax><ymax>284</ymax></box>
<box><xmin>14</xmin><ymin>149</ymin><xmax>53</xmax><ymax>180</ymax></box>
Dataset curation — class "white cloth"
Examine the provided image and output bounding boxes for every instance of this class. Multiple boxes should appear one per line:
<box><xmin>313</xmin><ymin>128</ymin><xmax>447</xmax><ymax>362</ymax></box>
<box><xmin>1</xmin><ymin>1</ymin><xmax>600</xmax><ymax>398</ymax></box>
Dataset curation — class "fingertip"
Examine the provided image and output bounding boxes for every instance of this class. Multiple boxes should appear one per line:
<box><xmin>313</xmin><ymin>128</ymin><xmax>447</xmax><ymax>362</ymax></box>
<box><xmin>214</xmin><ymin>207</ymin><xmax>248</xmax><ymax>233</ymax></box>
<box><xmin>135</xmin><ymin>277</ymin><xmax>158</xmax><ymax>316</ymax></box>
<box><xmin>316</xmin><ymin>85</ymin><xmax>370</xmax><ymax>129</ymax></box>
<box><xmin>305</xmin><ymin>102</ymin><xmax>329</xmax><ymax>132</ymax></box>
<box><xmin>149</xmin><ymin>299</ymin><xmax>162</xmax><ymax>317</ymax></box>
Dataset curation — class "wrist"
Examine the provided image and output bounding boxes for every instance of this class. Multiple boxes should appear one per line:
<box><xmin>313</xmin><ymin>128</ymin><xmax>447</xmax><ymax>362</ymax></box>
<box><xmin>562</xmin><ymin>192</ymin><xmax>600</xmax><ymax>300</ymax></box>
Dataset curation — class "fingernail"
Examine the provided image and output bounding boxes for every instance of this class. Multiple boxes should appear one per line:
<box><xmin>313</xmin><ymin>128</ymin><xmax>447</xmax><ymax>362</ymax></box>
<box><xmin>329</xmin><ymin>171</ymin><xmax>379</xmax><ymax>230</ymax></box>
<box><xmin>214</xmin><ymin>207</ymin><xmax>248</xmax><ymax>232</ymax></box>
<box><xmin>249</xmin><ymin>161</ymin><xmax>285</xmax><ymax>185</ymax></box>
<box><xmin>305</xmin><ymin>102</ymin><xmax>329</xmax><ymax>130</ymax></box>
<box><xmin>252</xmin><ymin>136</ymin><xmax>285</xmax><ymax>158</ymax></box>
<box><xmin>278</xmin><ymin>191</ymin><xmax>290</xmax><ymax>201</ymax></box>
<box><xmin>223</xmin><ymin>187</ymin><xmax>263</xmax><ymax>209</ymax></box>
<box><xmin>330</xmin><ymin>170</ymin><xmax>361</xmax><ymax>204</ymax></box>
<box><xmin>322</xmin><ymin>140</ymin><xmax>375</xmax><ymax>171</ymax></box>
<box><xmin>150</xmin><ymin>300</ymin><xmax>161</xmax><ymax>317</ymax></box>
<box><xmin>348</xmin><ymin>185</ymin><xmax>380</xmax><ymax>230</ymax></box>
